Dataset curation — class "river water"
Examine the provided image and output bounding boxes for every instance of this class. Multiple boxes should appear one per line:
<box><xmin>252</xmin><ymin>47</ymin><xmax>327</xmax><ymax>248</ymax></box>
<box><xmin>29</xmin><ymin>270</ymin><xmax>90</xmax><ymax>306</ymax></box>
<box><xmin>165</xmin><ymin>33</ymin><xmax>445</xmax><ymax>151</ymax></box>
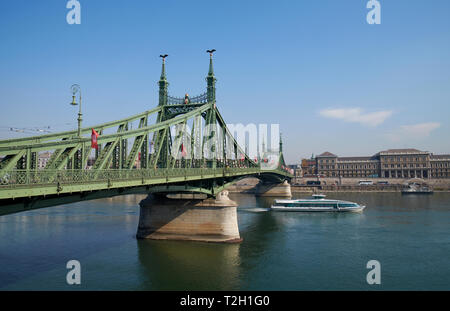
<box><xmin>0</xmin><ymin>192</ymin><xmax>449</xmax><ymax>290</ymax></box>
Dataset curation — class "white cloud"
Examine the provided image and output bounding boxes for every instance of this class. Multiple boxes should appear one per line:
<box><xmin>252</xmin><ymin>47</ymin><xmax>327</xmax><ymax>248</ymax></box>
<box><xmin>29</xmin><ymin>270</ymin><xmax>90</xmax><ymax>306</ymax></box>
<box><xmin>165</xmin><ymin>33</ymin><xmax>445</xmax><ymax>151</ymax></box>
<box><xmin>319</xmin><ymin>108</ymin><xmax>393</xmax><ymax>127</ymax></box>
<box><xmin>387</xmin><ymin>122</ymin><xmax>441</xmax><ymax>142</ymax></box>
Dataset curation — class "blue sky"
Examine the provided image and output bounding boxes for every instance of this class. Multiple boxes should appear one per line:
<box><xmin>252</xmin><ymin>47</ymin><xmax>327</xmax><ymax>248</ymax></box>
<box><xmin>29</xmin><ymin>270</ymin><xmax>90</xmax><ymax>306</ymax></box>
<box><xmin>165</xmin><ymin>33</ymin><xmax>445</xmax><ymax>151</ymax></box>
<box><xmin>0</xmin><ymin>0</ymin><xmax>449</xmax><ymax>163</ymax></box>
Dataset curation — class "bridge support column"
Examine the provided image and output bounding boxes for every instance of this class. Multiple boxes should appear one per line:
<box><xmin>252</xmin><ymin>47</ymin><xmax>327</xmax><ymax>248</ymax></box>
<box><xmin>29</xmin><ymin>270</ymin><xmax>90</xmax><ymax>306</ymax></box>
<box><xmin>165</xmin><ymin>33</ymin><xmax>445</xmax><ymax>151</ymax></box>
<box><xmin>255</xmin><ymin>180</ymin><xmax>292</xmax><ymax>197</ymax></box>
<box><xmin>136</xmin><ymin>191</ymin><xmax>242</xmax><ymax>243</ymax></box>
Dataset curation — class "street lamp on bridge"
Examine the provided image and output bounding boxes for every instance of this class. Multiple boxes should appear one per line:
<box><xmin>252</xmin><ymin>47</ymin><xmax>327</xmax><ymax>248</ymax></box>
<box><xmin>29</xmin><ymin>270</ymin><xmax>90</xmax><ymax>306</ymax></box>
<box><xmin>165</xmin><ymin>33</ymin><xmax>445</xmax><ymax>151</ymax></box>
<box><xmin>70</xmin><ymin>84</ymin><xmax>82</xmax><ymax>137</ymax></box>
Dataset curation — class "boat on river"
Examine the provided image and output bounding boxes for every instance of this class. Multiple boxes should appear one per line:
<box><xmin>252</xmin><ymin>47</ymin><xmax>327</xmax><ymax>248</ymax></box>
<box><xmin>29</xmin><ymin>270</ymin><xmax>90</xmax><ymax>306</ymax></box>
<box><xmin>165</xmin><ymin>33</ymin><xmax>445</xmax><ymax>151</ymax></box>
<box><xmin>271</xmin><ymin>194</ymin><xmax>365</xmax><ymax>212</ymax></box>
<box><xmin>401</xmin><ymin>183</ymin><xmax>433</xmax><ymax>195</ymax></box>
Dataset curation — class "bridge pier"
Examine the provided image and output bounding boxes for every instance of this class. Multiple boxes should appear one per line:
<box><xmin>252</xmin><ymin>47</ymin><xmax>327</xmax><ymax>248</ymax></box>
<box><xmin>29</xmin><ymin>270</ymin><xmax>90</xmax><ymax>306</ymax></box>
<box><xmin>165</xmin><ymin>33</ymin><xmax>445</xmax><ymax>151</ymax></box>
<box><xmin>136</xmin><ymin>191</ymin><xmax>242</xmax><ymax>243</ymax></box>
<box><xmin>254</xmin><ymin>180</ymin><xmax>292</xmax><ymax>197</ymax></box>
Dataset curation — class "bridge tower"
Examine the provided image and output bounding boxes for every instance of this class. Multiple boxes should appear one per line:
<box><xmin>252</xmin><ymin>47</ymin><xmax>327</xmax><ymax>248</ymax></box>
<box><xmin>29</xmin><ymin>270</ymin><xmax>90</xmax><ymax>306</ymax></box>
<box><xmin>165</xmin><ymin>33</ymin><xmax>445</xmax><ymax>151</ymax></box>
<box><xmin>206</xmin><ymin>50</ymin><xmax>216</xmax><ymax>103</ymax></box>
<box><xmin>154</xmin><ymin>55</ymin><xmax>170</xmax><ymax>168</ymax></box>
<box><xmin>137</xmin><ymin>52</ymin><xmax>241</xmax><ymax>243</ymax></box>
<box><xmin>205</xmin><ymin>50</ymin><xmax>217</xmax><ymax>169</ymax></box>
<box><xmin>254</xmin><ymin>132</ymin><xmax>292</xmax><ymax>197</ymax></box>
<box><xmin>0</xmin><ymin>51</ymin><xmax>292</xmax><ymax>242</ymax></box>
<box><xmin>158</xmin><ymin>55</ymin><xmax>169</xmax><ymax>107</ymax></box>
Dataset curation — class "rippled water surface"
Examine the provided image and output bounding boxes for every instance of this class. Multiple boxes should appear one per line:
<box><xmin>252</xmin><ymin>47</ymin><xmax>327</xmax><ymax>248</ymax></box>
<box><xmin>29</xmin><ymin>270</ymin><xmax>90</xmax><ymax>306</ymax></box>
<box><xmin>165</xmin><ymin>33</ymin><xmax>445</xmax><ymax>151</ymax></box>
<box><xmin>1</xmin><ymin>192</ymin><xmax>449</xmax><ymax>290</ymax></box>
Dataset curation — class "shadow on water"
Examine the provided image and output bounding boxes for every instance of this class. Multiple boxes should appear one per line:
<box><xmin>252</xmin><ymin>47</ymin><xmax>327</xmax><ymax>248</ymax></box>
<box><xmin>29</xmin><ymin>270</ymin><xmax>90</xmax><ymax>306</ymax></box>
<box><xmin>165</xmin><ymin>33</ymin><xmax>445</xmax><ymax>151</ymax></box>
<box><xmin>136</xmin><ymin>239</ymin><xmax>241</xmax><ymax>290</ymax></box>
<box><xmin>135</xmin><ymin>194</ymin><xmax>287</xmax><ymax>291</ymax></box>
<box><xmin>0</xmin><ymin>195</ymin><xmax>142</xmax><ymax>290</ymax></box>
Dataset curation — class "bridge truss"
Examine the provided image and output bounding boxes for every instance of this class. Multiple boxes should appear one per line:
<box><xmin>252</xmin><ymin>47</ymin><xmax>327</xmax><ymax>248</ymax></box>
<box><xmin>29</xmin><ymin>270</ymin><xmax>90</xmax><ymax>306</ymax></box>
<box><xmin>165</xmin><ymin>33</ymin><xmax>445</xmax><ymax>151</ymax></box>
<box><xmin>0</xmin><ymin>54</ymin><xmax>292</xmax><ymax>215</ymax></box>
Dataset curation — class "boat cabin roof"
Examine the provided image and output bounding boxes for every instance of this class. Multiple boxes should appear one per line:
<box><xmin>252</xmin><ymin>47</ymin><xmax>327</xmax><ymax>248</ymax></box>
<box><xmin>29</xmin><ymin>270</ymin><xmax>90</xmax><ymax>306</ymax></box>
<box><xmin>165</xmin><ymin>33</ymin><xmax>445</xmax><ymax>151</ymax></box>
<box><xmin>311</xmin><ymin>194</ymin><xmax>326</xmax><ymax>199</ymax></box>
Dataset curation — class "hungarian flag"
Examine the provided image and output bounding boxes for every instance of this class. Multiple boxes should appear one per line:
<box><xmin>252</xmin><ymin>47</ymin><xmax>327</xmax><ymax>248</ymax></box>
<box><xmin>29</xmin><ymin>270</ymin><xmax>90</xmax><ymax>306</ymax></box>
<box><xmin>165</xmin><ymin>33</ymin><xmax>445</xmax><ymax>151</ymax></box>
<box><xmin>91</xmin><ymin>128</ymin><xmax>99</xmax><ymax>149</ymax></box>
<box><xmin>240</xmin><ymin>153</ymin><xmax>245</xmax><ymax>161</ymax></box>
<box><xmin>181</xmin><ymin>143</ymin><xmax>187</xmax><ymax>158</ymax></box>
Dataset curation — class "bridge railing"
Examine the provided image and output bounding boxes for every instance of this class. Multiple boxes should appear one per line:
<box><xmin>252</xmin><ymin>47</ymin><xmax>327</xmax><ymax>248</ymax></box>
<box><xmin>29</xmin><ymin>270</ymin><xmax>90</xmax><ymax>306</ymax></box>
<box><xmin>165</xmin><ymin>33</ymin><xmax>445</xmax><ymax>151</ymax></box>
<box><xmin>0</xmin><ymin>167</ymin><xmax>272</xmax><ymax>188</ymax></box>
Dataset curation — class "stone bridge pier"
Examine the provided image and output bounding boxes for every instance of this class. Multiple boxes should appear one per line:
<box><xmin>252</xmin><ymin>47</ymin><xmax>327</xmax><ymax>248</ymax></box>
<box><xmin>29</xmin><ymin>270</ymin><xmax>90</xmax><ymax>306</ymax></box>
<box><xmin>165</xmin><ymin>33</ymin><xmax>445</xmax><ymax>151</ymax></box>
<box><xmin>136</xmin><ymin>190</ymin><xmax>242</xmax><ymax>243</ymax></box>
<box><xmin>254</xmin><ymin>180</ymin><xmax>292</xmax><ymax>197</ymax></box>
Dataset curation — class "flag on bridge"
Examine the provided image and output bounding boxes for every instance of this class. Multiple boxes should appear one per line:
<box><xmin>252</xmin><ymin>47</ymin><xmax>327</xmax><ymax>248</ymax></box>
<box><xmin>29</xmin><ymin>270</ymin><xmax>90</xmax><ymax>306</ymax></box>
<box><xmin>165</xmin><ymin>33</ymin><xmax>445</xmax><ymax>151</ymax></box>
<box><xmin>181</xmin><ymin>143</ymin><xmax>187</xmax><ymax>158</ymax></box>
<box><xmin>91</xmin><ymin>129</ymin><xmax>99</xmax><ymax>149</ymax></box>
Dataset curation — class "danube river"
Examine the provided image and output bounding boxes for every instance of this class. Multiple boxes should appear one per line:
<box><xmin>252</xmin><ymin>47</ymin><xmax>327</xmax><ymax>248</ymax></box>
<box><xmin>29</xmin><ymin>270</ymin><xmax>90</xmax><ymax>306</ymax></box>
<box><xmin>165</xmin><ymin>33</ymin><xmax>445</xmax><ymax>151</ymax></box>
<box><xmin>1</xmin><ymin>192</ymin><xmax>449</xmax><ymax>290</ymax></box>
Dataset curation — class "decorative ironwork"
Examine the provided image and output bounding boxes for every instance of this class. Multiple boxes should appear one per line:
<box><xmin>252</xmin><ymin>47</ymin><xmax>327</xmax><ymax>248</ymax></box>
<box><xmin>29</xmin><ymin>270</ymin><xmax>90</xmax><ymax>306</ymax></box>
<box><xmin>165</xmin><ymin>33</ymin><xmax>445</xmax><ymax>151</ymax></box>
<box><xmin>167</xmin><ymin>93</ymin><xmax>208</xmax><ymax>105</ymax></box>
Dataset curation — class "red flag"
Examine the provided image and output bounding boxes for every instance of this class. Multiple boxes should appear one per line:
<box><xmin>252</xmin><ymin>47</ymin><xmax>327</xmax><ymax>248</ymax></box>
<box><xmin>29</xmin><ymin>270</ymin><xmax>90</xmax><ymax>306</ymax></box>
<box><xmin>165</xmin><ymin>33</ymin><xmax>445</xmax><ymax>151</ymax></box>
<box><xmin>138</xmin><ymin>152</ymin><xmax>141</xmax><ymax>161</ymax></box>
<box><xmin>181</xmin><ymin>143</ymin><xmax>187</xmax><ymax>158</ymax></box>
<box><xmin>91</xmin><ymin>128</ymin><xmax>99</xmax><ymax>149</ymax></box>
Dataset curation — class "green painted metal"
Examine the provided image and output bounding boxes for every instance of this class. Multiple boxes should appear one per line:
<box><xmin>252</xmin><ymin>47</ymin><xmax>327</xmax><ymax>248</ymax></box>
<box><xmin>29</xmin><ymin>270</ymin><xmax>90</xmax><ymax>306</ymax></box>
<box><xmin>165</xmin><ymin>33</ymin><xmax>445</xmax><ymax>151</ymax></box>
<box><xmin>0</xmin><ymin>167</ymin><xmax>290</xmax><ymax>199</ymax></box>
<box><xmin>0</xmin><ymin>54</ymin><xmax>292</xmax><ymax>215</ymax></box>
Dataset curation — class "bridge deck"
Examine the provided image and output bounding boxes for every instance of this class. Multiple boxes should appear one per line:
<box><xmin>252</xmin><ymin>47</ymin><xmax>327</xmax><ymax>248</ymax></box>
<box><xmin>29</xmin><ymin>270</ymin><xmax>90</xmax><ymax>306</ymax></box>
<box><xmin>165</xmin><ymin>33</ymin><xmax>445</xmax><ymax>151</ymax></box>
<box><xmin>0</xmin><ymin>168</ymin><xmax>291</xmax><ymax>201</ymax></box>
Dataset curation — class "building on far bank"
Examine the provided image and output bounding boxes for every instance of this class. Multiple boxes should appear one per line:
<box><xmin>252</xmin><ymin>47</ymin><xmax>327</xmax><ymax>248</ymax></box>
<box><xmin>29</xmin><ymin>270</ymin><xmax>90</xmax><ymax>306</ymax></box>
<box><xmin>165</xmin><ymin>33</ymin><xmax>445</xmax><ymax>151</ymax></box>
<box><xmin>301</xmin><ymin>156</ymin><xmax>317</xmax><ymax>177</ymax></box>
<box><xmin>379</xmin><ymin>149</ymin><xmax>430</xmax><ymax>179</ymax></box>
<box><xmin>430</xmin><ymin>154</ymin><xmax>450</xmax><ymax>178</ymax></box>
<box><xmin>37</xmin><ymin>151</ymin><xmax>52</xmax><ymax>169</ymax></box>
<box><xmin>287</xmin><ymin>164</ymin><xmax>302</xmax><ymax>183</ymax></box>
<box><xmin>311</xmin><ymin>149</ymin><xmax>449</xmax><ymax>179</ymax></box>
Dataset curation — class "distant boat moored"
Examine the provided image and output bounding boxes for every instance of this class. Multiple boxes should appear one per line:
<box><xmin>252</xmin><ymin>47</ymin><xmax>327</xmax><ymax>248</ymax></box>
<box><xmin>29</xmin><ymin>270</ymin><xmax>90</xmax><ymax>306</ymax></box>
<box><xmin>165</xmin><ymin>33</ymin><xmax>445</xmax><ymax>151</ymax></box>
<box><xmin>401</xmin><ymin>183</ymin><xmax>433</xmax><ymax>195</ymax></box>
<box><xmin>271</xmin><ymin>194</ymin><xmax>365</xmax><ymax>212</ymax></box>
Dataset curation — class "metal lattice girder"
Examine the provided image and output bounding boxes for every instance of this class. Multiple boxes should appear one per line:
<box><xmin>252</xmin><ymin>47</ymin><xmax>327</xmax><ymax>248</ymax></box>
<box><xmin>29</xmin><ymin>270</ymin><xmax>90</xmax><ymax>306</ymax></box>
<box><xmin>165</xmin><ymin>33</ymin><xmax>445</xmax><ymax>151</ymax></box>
<box><xmin>150</xmin><ymin>127</ymin><xmax>168</xmax><ymax>169</ymax></box>
<box><xmin>0</xmin><ymin>150</ymin><xmax>26</xmax><ymax>176</ymax></box>
<box><xmin>125</xmin><ymin>135</ymin><xmax>145</xmax><ymax>169</ymax></box>
<box><xmin>45</xmin><ymin>149</ymin><xmax>64</xmax><ymax>169</ymax></box>
<box><xmin>47</xmin><ymin>145</ymin><xmax>82</xmax><ymax>170</ymax></box>
<box><xmin>81</xmin><ymin>146</ymin><xmax>91</xmax><ymax>169</ymax></box>
<box><xmin>92</xmin><ymin>137</ymin><xmax>121</xmax><ymax>171</ymax></box>
<box><xmin>123</xmin><ymin>117</ymin><xmax>148</xmax><ymax>169</ymax></box>
<box><xmin>0</xmin><ymin>104</ymin><xmax>212</xmax><ymax>156</ymax></box>
<box><xmin>169</xmin><ymin>120</ymin><xmax>187</xmax><ymax>169</ymax></box>
<box><xmin>0</xmin><ymin>107</ymin><xmax>162</xmax><ymax>149</ymax></box>
<box><xmin>214</xmin><ymin>107</ymin><xmax>256</xmax><ymax>166</ymax></box>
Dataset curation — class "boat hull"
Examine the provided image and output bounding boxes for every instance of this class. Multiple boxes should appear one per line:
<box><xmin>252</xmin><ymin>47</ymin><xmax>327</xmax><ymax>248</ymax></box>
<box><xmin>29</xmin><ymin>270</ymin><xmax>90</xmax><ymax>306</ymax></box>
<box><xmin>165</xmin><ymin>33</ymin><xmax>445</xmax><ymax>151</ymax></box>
<box><xmin>401</xmin><ymin>191</ymin><xmax>433</xmax><ymax>195</ymax></box>
<box><xmin>270</xmin><ymin>206</ymin><xmax>365</xmax><ymax>213</ymax></box>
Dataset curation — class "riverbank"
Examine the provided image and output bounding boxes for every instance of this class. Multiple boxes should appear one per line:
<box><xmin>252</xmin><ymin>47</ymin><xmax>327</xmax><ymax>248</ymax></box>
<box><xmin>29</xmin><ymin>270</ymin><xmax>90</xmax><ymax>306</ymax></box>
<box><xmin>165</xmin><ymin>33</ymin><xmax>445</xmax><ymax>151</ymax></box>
<box><xmin>226</xmin><ymin>177</ymin><xmax>450</xmax><ymax>193</ymax></box>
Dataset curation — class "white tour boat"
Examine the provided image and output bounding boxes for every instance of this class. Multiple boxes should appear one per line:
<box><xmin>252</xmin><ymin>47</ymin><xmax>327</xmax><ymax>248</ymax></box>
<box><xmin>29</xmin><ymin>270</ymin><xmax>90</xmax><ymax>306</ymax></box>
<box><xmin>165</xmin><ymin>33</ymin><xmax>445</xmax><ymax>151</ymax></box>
<box><xmin>271</xmin><ymin>194</ymin><xmax>365</xmax><ymax>212</ymax></box>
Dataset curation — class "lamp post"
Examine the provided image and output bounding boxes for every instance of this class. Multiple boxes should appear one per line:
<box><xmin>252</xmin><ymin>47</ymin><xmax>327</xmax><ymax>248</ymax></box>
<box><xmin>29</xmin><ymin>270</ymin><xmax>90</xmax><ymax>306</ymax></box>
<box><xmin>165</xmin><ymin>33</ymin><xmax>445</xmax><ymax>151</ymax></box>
<box><xmin>70</xmin><ymin>84</ymin><xmax>82</xmax><ymax>137</ymax></box>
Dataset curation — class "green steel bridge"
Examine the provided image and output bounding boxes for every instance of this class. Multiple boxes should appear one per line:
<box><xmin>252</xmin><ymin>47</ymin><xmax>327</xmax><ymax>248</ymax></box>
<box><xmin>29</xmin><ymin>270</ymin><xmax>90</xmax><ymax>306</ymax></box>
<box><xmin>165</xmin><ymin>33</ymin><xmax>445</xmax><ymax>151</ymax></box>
<box><xmin>0</xmin><ymin>53</ymin><xmax>292</xmax><ymax>216</ymax></box>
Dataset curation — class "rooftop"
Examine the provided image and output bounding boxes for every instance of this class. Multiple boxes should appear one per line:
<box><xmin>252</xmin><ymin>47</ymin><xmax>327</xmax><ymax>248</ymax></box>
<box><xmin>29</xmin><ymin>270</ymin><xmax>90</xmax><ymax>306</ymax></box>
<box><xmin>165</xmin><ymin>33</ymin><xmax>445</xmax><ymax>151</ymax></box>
<box><xmin>338</xmin><ymin>156</ymin><xmax>377</xmax><ymax>162</ymax></box>
<box><xmin>316</xmin><ymin>151</ymin><xmax>337</xmax><ymax>158</ymax></box>
<box><xmin>430</xmin><ymin>154</ymin><xmax>450</xmax><ymax>159</ymax></box>
<box><xmin>379</xmin><ymin>148</ymin><xmax>428</xmax><ymax>154</ymax></box>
